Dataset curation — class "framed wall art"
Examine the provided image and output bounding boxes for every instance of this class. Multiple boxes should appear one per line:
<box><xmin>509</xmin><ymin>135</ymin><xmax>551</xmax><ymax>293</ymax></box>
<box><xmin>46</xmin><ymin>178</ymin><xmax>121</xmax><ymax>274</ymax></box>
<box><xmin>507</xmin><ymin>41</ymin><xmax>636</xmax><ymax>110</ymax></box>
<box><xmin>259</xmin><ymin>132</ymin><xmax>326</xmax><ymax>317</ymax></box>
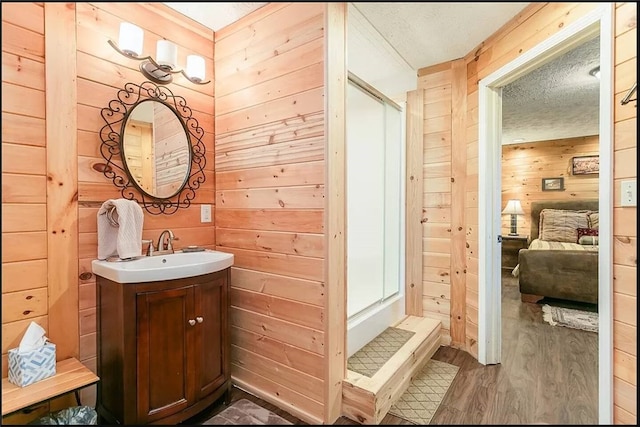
<box><xmin>541</xmin><ymin>177</ymin><xmax>565</xmax><ymax>191</ymax></box>
<box><xmin>572</xmin><ymin>155</ymin><xmax>599</xmax><ymax>175</ymax></box>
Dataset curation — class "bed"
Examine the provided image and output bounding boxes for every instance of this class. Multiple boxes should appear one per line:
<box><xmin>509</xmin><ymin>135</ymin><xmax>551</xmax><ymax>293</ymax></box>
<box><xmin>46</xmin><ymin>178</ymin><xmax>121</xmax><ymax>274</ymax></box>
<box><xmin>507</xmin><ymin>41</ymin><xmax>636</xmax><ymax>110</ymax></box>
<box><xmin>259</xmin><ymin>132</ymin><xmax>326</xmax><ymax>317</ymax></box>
<box><xmin>516</xmin><ymin>199</ymin><xmax>599</xmax><ymax>304</ymax></box>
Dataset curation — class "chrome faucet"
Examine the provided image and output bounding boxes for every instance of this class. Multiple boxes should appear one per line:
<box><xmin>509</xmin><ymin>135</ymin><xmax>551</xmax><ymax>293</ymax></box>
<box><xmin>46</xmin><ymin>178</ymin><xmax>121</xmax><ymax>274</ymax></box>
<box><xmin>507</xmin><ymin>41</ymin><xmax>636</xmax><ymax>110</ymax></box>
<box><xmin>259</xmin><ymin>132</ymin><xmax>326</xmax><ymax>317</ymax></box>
<box><xmin>156</xmin><ymin>229</ymin><xmax>179</xmax><ymax>254</ymax></box>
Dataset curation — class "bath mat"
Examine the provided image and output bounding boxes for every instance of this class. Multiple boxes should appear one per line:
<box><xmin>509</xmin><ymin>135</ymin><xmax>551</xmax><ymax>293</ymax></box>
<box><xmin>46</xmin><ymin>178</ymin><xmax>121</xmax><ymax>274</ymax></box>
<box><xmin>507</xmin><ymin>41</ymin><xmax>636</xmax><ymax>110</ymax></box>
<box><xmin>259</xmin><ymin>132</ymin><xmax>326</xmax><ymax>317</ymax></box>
<box><xmin>542</xmin><ymin>304</ymin><xmax>598</xmax><ymax>333</ymax></box>
<box><xmin>347</xmin><ymin>327</ymin><xmax>415</xmax><ymax>377</ymax></box>
<box><xmin>202</xmin><ymin>399</ymin><xmax>292</xmax><ymax>425</ymax></box>
<box><xmin>388</xmin><ymin>359</ymin><xmax>459</xmax><ymax>425</ymax></box>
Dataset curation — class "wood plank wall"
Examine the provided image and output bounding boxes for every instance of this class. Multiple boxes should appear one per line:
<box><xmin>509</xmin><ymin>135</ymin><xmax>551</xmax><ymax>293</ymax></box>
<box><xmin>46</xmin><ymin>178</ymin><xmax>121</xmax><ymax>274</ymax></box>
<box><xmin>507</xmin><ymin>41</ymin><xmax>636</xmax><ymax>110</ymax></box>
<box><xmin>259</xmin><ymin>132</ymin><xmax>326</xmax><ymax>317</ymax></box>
<box><xmin>417</xmin><ymin>2</ymin><xmax>636</xmax><ymax>423</ymax></box>
<box><xmin>501</xmin><ymin>135</ymin><xmax>600</xmax><ymax>237</ymax></box>
<box><xmin>75</xmin><ymin>2</ymin><xmax>215</xmax><ymax>406</ymax></box>
<box><xmin>213</xmin><ymin>3</ymin><xmax>328</xmax><ymax>424</ymax></box>
<box><xmin>2</xmin><ymin>1</ymin><xmax>48</xmax><ymax>381</ymax></box>
<box><xmin>612</xmin><ymin>3</ymin><xmax>636</xmax><ymax>424</ymax></box>
<box><xmin>2</xmin><ymin>2</ymin><xmax>215</xmax><ymax>412</ymax></box>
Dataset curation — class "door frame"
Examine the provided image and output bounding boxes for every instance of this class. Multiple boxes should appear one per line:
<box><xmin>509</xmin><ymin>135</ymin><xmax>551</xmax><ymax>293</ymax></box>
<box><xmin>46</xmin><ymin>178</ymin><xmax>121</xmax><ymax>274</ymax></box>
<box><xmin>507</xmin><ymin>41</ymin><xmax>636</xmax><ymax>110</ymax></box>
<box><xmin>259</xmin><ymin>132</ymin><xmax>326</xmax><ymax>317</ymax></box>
<box><xmin>477</xmin><ymin>3</ymin><xmax>614</xmax><ymax>424</ymax></box>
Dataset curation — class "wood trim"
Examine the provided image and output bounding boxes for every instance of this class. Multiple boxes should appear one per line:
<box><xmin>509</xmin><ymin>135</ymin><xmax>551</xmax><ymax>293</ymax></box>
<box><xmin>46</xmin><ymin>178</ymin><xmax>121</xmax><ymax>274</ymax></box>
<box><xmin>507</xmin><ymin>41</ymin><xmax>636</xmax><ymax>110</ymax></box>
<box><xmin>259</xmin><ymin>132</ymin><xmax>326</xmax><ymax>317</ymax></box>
<box><xmin>44</xmin><ymin>3</ymin><xmax>79</xmax><ymax>360</ymax></box>
<box><xmin>449</xmin><ymin>59</ymin><xmax>467</xmax><ymax>346</ymax></box>
<box><xmin>323</xmin><ymin>3</ymin><xmax>346</xmax><ymax>424</ymax></box>
<box><xmin>405</xmin><ymin>89</ymin><xmax>424</xmax><ymax>316</ymax></box>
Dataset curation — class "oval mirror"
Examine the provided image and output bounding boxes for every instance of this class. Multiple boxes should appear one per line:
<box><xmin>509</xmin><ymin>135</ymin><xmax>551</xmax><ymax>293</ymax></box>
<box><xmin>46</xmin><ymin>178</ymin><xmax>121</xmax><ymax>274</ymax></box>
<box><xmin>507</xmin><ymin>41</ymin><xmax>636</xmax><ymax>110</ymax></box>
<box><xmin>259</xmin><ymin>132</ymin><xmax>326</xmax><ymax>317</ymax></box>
<box><xmin>99</xmin><ymin>81</ymin><xmax>207</xmax><ymax>215</ymax></box>
<box><xmin>122</xmin><ymin>100</ymin><xmax>191</xmax><ymax>199</ymax></box>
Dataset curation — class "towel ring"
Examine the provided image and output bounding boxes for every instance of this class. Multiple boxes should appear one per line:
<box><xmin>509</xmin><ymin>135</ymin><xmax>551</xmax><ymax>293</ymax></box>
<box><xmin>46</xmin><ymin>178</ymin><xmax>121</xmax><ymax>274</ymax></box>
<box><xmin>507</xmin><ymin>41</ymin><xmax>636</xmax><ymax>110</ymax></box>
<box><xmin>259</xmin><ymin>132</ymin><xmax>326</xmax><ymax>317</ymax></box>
<box><xmin>106</xmin><ymin>206</ymin><xmax>119</xmax><ymax>227</ymax></box>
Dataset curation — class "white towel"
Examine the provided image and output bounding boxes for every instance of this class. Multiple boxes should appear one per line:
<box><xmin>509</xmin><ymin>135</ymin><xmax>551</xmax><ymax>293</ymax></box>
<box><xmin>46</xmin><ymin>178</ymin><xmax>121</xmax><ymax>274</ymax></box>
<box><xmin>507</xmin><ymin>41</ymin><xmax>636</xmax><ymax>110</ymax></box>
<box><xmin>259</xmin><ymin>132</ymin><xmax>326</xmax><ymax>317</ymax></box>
<box><xmin>97</xmin><ymin>199</ymin><xmax>144</xmax><ymax>260</ymax></box>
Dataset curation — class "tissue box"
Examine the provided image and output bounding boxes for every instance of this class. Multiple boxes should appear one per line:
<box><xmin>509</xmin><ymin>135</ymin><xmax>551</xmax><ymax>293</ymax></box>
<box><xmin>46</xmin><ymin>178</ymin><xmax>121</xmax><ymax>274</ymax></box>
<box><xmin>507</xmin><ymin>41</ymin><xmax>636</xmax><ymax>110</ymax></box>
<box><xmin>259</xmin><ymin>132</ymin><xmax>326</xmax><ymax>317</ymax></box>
<box><xmin>8</xmin><ymin>342</ymin><xmax>56</xmax><ymax>387</ymax></box>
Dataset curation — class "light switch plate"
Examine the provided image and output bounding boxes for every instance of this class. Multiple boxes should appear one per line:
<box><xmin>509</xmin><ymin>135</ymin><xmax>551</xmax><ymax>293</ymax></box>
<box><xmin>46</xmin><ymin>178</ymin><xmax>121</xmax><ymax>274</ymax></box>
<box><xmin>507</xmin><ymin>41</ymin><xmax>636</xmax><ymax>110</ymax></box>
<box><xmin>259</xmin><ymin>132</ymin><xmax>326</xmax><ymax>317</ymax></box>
<box><xmin>200</xmin><ymin>204</ymin><xmax>212</xmax><ymax>222</ymax></box>
<box><xmin>621</xmin><ymin>180</ymin><xmax>636</xmax><ymax>207</ymax></box>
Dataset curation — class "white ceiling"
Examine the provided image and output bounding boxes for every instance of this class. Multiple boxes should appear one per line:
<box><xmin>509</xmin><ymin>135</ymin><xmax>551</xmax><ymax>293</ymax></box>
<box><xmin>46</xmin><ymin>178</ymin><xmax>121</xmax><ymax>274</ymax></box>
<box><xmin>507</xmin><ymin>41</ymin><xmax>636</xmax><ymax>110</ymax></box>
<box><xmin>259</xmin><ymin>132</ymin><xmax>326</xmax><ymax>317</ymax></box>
<box><xmin>164</xmin><ymin>2</ymin><xmax>601</xmax><ymax>144</ymax></box>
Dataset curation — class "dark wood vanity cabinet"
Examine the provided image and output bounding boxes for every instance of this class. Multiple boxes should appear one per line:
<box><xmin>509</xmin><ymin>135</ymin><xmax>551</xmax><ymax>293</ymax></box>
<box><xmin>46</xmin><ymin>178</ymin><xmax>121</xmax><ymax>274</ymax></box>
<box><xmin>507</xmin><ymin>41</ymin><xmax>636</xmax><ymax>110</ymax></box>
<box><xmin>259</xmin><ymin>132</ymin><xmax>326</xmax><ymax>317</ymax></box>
<box><xmin>96</xmin><ymin>269</ymin><xmax>230</xmax><ymax>425</ymax></box>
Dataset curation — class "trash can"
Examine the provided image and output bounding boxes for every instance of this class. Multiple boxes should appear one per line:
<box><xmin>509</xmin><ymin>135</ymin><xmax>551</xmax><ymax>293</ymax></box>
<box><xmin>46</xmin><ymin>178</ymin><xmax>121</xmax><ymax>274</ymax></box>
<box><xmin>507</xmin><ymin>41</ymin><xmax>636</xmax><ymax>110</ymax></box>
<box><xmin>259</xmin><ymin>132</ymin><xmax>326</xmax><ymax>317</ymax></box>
<box><xmin>29</xmin><ymin>406</ymin><xmax>97</xmax><ymax>425</ymax></box>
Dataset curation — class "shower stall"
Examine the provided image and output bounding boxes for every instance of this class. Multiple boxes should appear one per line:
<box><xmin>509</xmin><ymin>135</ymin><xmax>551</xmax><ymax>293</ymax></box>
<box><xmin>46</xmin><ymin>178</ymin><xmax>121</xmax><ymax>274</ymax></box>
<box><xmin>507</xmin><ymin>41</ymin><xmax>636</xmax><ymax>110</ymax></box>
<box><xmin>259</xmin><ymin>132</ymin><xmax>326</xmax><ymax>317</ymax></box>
<box><xmin>346</xmin><ymin>74</ymin><xmax>406</xmax><ymax>357</ymax></box>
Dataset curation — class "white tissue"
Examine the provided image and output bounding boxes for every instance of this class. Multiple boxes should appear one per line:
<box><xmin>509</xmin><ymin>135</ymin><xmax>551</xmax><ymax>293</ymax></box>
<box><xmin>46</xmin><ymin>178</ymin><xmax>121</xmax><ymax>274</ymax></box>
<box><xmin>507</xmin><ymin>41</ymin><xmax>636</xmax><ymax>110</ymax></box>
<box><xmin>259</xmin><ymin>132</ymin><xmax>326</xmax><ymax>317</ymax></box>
<box><xmin>18</xmin><ymin>321</ymin><xmax>48</xmax><ymax>353</ymax></box>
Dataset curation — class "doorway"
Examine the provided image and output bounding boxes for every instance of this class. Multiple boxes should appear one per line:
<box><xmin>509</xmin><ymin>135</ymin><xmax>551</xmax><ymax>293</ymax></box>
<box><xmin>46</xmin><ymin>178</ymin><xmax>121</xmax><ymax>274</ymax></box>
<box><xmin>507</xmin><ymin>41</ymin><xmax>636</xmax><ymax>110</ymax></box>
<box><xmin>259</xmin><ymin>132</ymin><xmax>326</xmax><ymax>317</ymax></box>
<box><xmin>477</xmin><ymin>4</ymin><xmax>614</xmax><ymax>424</ymax></box>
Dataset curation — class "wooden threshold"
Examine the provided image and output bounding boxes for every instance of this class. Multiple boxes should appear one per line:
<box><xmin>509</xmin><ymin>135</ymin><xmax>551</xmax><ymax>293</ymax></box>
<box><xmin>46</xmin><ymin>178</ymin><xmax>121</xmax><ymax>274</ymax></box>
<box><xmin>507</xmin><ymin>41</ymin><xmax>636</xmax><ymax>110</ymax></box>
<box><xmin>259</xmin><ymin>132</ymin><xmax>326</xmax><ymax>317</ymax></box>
<box><xmin>342</xmin><ymin>315</ymin><xmax>442</xmax><ymax>425</ymax></box>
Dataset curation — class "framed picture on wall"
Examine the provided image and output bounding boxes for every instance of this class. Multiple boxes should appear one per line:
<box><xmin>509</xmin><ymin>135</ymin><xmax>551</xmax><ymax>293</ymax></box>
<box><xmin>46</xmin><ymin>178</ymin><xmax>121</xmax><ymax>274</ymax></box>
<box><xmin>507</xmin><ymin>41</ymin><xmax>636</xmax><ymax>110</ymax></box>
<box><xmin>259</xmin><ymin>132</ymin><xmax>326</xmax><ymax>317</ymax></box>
<box><xmin>541</xmin><ymin>177</ymin><xmax>564</xmax><ymax>191</ymax></box>
<box><xmin>572</xmin><ymin>155</ymin><xmax>599</xmax><ymax>175</ymax></box>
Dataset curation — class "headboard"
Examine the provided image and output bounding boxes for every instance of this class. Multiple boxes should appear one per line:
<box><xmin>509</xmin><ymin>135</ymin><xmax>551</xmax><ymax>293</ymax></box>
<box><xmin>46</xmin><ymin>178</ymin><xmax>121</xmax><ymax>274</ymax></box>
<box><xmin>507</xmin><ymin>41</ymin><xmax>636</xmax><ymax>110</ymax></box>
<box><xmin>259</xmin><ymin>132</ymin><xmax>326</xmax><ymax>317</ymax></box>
<box><xmin>530</xmin><ymin>199</ymin><xmax>599</xmax><ymax>241</ymax></box>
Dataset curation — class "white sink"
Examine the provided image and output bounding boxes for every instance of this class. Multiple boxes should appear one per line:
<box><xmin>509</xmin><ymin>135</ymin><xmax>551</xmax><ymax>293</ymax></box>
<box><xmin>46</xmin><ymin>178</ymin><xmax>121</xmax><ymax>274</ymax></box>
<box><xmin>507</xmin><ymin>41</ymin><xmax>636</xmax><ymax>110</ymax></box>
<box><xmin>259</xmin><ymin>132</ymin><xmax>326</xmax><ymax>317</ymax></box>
<box><xmin>91</xmin><ymin>250</ymin><xmax>234</xmax><ymax>283</ymax></box>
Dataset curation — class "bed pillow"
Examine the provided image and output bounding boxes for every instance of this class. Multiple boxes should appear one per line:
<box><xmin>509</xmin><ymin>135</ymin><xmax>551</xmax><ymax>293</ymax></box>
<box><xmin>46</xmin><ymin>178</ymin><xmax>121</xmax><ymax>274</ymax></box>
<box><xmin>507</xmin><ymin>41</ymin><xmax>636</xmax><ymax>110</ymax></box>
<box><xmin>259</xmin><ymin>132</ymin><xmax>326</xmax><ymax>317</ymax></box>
<box><xmin>539</xmin><ymin>209</ymin><xmax>589</xmax><ymax>243</ymax></box>
<box><xmin>588</xmin><ymin>212</ymin><xmax>599</xmax><ymax>229</ymax></box>
<box><xmin>577</xmin><ymin>227</ymin><xmax>599</xmax><ymax>245</ymax></box>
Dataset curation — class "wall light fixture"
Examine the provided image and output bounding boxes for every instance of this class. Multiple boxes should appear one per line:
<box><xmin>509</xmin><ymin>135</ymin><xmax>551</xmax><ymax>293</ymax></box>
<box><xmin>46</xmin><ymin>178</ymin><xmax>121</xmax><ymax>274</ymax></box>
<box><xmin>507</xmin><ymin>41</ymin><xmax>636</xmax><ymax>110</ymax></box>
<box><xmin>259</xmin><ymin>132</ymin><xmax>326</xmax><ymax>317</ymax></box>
<box><xmin>108</xmin><ymin>22</ymin><xmax>210</xmax><ymax>86</ymax></box>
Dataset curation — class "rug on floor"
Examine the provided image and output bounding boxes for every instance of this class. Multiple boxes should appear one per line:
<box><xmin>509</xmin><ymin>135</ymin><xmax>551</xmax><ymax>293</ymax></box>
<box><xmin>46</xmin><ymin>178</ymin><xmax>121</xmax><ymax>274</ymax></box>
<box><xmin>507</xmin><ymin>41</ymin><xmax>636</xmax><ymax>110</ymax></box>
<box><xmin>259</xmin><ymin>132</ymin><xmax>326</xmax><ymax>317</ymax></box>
<box><xmin>388</xmin><ymin>359</ymin><xmax>459</xmax><ymax>425</ymax></box>
<box><xmin>542</xmin><ymin>304</ymin><xmax>598</xmax><ymax>332</ymax></box>
<box><xmin>347</xmin><ymin>326</ymin><xmax>416</xmax><ymax>377</ymax></box>
<box><xmin>202</xmin><ymin>399</ymin><xmax>292</xmax><ymax>425</ymax></box>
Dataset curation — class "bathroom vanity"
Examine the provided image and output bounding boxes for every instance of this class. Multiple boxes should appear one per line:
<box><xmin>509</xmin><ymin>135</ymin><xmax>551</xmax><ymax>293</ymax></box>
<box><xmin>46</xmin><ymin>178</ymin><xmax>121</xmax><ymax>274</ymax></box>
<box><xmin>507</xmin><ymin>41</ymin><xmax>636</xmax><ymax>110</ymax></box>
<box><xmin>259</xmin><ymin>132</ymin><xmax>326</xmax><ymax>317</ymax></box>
<box><xmin>94</xmin><ymin>268</ymin><xmax>230</xmax><ymax>424</ymax></box>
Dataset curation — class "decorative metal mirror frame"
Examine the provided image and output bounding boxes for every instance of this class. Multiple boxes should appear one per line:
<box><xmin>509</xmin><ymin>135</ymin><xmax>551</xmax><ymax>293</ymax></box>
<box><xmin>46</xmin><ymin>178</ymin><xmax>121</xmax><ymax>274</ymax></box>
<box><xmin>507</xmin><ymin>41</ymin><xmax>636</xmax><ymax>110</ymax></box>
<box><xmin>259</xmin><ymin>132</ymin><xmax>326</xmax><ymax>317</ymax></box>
<box><xmin>99</xmin><ymin>81</ymin><xmax>206</xmax><ymax>215</ymax></box>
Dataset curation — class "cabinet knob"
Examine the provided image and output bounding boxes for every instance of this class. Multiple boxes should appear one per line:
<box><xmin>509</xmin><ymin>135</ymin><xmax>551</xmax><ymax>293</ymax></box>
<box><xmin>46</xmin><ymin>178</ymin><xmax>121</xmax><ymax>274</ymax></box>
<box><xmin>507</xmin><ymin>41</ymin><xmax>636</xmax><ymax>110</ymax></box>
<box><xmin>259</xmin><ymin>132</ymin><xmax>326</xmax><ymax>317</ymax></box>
<box><xmin>196</xmin><ymin>316</ymin><xmax>204</xmax><ymax>323</ymax></box>
<box><xmin>188</xmin><ymin>319</ymin><xmax>196</xmax><ymax>326</ymax></box>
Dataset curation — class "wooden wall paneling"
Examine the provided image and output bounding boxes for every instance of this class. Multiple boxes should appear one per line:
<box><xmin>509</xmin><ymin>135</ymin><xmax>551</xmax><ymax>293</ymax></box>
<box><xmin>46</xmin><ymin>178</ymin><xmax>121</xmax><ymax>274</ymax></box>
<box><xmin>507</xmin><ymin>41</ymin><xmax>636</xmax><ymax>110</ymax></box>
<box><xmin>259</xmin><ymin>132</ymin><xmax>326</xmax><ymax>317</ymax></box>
<box><xmin>2</xmin><ymin>83</ymin><xmax>45</xmax><ymax>119</ymax></box>
<box><xmin>1</xmin><ymin>260</ymin><xmax>48</xmax><ymax>293</ymax></box>
<box><xmin>230</xmin><ymin>267</ymin><xmax>324</xmax><ymax>307</ymax></box>
<box><xmin>500</xmin><ymin>136</ymin><xmax>600</xmax><ymax>236</ymax></box>
<box><xmin>2</xmin><ymin>232</ymin><xmax>47</xmax><ymax>264</ymax></box>
<box><xmin>216</xmin><ymin>228</ymin><xmax>324</xmax><ymax>258</ymax></box>
<box><xmin>232</xmin><ymin>287</ymin><xmax>323</xmax><ymax>331</ymax></box>
<box><xmin>230</xmin><ymin>307</ymin><xmax>324</xmax><ymax>355</ymax></box>
<box><xmin>216</xmin><ymin>161</ymin><xmax>325</xmax><ymax>190</ymax></box>
<box><xmin>323</xmin><ymin>3</ymin><xmax>345</xmax><ymax>423</ymax></box>
<box><xmin>1</xmin><ymin>288</ymin><xmax>48</xmax><ymax>324</ymax></box>
<box><xmin>214</xmin><ymin>3</ymin><xmax>328</xmax><ymax>422</ymax></box>
<box><xmin>233</xmin><ymin>344</ymin><xmax>324</xmax><ymax>404</ymax></box>
<box><xmin>216</xmin><ymin>112</ymin><xmax>324</xmax><ymax>156</ymax></box>
<box><xmin>613</xmin><ymin>5</ymin><xmax>637</xmax><ymax>421</ymax></box>
<box><xmin>232</xmin><ymin>364</ymin><xmax>323</xmax><ymax>425</ymax></box>
<box><xmin>232</xmin><ymin>326</ymin><xmax>324</xmax><ymax>379</ymax></box>
<box><xmin>44</xmin><ymin>2</ymin><xmax>79</xmax><ymax>361</ymax></box>
<box><xmin>0</xmin><ymin>21</ymin><xmax>45</xmax><ymax>62</ymax></box>
<box><xmin>449</xmin><ymin>59</ymin><xmax>467</xmax><ymax>347</ymax></box>
<box><xmin>215</xmin><ymin>3</ymin><xmax>321</xmax><ymax>62</ymax></box>
<box><xmin>2</xmin><ymin>52</ymin><xmax>45</xmax><ymax>90</ymax></box>
<box><xmin>2</xmin><ymin>174</ymin><xmax>46</xmax><ymax>204</ymax></box>
<box><xmin>1</xmin><ymin>113</ymin><xmax>46</xmax><ymax>147</ymax></box>
<box><xmin>1</xmin><ymin>2</ymin><xmax>45</xmax><ymax>34</ymax></box>
<box><xmin>214</xmin><ymin>3</ymin><xmax>289</xmax><ymax>43</ymax></box>
<box><xmin>216</xmin><ymin>209</ymin><xmax>324</xmax><ymax>233</ymax></box>
<box><xmin>216</xmin><ymin>62</ymin><xmax>325</xmax><ymax>116</ymax></box>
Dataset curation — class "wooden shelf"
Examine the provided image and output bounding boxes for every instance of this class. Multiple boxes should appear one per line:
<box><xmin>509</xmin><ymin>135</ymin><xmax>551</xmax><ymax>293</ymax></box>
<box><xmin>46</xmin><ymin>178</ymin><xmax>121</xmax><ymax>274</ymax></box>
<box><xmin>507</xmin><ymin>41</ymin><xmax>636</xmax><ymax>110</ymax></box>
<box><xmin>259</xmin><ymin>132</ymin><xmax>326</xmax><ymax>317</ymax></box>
<box><xmin>2</xmin><ymin>358</ymin><xmax>99</xmax><ymax>416</ymax></box>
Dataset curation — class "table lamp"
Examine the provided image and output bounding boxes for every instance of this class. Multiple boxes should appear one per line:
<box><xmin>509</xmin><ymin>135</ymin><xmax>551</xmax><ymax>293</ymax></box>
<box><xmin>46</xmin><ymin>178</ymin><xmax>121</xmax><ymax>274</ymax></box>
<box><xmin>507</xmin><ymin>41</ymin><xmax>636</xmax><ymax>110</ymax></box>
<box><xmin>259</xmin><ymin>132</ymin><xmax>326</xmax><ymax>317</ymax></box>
<box><xmin>502</xmin><ymin>199</ymin><xmax>524</xmax><ymax>236</ymax></box>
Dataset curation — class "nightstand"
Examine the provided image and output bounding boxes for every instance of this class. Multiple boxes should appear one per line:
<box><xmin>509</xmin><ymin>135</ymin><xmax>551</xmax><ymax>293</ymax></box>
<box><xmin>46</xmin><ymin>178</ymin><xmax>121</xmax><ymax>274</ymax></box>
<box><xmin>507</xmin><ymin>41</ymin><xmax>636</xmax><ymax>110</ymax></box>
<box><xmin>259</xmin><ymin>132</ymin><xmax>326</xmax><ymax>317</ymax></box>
<box><xmin>501</xmin><ymin>234</ymin><xmax>529</xmax><ymax>270</ymax></box>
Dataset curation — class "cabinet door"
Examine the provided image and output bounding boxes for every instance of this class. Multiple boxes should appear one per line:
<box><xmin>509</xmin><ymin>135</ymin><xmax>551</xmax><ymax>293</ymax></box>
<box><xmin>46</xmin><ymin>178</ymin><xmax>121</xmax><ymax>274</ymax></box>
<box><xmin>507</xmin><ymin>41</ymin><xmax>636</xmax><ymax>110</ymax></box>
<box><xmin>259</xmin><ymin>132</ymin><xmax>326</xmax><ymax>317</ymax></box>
<box><xmin>136</xmin><ymin>286</ymin><xmax>196</xmax><ymax>423</ymax></box>
<box><xmin>193</xmin><ymin>274</ymin><xmax>228</xmax><ymax>399</ymax></box>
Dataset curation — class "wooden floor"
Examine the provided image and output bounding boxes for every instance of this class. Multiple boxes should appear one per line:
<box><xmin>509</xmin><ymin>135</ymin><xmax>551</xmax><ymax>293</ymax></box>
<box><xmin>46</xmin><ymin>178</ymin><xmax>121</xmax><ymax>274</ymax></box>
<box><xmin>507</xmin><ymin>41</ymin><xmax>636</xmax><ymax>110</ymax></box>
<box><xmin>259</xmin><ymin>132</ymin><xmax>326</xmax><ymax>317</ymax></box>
<box><xmin>189</xmin><ymin>270</ymin><xmax>598</xmax><ymax>425</ymax></box>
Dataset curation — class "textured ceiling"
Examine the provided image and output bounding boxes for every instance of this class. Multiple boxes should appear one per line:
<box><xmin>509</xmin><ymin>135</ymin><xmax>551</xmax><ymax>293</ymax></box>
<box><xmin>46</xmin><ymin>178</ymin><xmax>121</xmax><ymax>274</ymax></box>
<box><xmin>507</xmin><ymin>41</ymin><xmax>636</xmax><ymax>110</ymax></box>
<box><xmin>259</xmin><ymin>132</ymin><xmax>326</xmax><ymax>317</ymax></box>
<box><xmin>502</xmin><ymin>36</ymin><xmax>600</xmax><ymax>144</ymax></box>
<box><xmin>352</xmin><ymin>2</ymin><xmax>530</xmax><ymax>70</ymax></box>
<box><xmin>164</xmin><ymin>2</ymin><xmax>600</xmax><ymax>144</ymax></box>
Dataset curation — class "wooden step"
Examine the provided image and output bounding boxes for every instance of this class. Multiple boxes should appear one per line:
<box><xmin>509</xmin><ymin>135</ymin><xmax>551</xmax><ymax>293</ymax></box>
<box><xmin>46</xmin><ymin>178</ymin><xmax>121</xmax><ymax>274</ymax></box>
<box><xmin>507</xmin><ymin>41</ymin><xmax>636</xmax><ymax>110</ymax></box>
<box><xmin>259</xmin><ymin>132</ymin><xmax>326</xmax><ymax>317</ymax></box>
<box><xmin>341</xmin><ymin>316</ymin><xmax>442</xmax><ymax>425</ymax></box>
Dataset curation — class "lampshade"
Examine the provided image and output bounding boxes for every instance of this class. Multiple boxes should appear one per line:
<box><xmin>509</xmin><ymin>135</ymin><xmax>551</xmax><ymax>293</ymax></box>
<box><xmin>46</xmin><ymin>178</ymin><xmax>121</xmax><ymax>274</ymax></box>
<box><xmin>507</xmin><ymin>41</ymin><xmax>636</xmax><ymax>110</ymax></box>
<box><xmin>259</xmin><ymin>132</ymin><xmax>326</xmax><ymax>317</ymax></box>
<box><xmin>186</xmin><ymin>55</ymin><xmax>206</xmax><ymax>82</ymax></box>
<box><xmin>156</xmin><ymin>40</ymin><xmax>178</xmax><ymax>69</ymax></box>
<box><xmin>502</xmin><ymin>199</ymin><xmax>524</xmax><ymax>216</ymax></box>
<box><xmin>118</xmin><ymin>22</ymin><xmax>143</xmax><ymax>57</ymax></box>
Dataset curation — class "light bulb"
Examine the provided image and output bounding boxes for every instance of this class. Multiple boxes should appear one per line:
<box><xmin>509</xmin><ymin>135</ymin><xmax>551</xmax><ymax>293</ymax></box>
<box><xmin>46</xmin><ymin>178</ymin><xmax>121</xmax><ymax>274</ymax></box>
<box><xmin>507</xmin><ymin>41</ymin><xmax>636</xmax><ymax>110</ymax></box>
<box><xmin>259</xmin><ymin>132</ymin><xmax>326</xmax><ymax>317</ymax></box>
<box><xmin>186</xmin><ymin>55</ymin><xmax>205</xmax><ymax>82</ymax></box>
<box><xmin>118</xmin><ymin>22</ymin><xmax>143</xmax><ymax>57</ymax></box>
<box><xmin>156</xmin><ymin>40</ymin><xmax>178</xmax><ymax>70</ymax></box>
